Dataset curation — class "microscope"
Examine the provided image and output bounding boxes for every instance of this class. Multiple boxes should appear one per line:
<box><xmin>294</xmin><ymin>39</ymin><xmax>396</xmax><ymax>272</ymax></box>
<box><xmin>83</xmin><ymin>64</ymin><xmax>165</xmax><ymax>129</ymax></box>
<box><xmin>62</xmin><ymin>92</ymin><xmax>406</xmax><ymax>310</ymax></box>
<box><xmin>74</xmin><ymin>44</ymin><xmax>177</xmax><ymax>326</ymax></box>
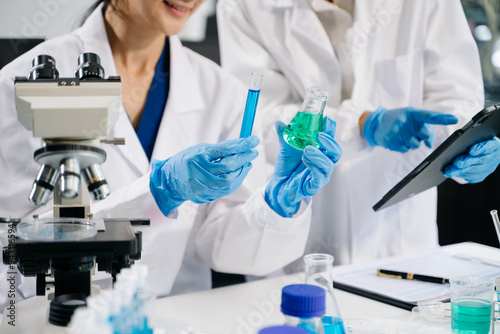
<box><xmin>2</xmin><ymin>53</ymin><xmax>147</xmax><ymax>328</ymax></box>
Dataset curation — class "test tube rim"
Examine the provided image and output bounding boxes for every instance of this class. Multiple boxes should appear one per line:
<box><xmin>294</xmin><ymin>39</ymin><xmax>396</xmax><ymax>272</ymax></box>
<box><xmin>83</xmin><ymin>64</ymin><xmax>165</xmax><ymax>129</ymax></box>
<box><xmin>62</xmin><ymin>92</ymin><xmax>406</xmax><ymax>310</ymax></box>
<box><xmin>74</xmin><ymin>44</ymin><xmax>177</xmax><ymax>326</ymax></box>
<box><xmin>249</xmin><ymin>72</ymin><xmax>264</xmax><ymax>91</ymax></box>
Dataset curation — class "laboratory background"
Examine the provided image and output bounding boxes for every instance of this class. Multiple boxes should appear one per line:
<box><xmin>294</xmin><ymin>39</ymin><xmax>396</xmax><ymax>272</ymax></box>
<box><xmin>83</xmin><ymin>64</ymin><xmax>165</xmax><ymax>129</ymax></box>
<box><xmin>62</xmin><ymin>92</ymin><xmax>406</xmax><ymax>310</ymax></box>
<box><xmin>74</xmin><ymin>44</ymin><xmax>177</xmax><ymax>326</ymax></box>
<box><xmin>2</xmin><ymin>0</ymin><xmax>497</xmax><ymax>251</ymax></box>
<box><xmin>1</xmin><ymin>1</ymin><xmax>500</xmax><ymax>333</ymax></box>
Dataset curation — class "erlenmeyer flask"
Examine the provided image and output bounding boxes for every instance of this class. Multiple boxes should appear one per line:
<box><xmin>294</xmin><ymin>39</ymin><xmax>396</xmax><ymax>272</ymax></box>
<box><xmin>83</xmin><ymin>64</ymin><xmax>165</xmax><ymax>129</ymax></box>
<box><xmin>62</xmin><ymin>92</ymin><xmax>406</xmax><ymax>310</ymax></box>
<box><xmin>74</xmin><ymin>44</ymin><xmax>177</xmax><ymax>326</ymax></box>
<box><xmin>283</xmin><ymin>86</ymin><xmax>330</xmax><ymax>150</ymax></box>
<box><xmin>304</xmin><ymin>254</ymin><xmax>346</xmax><ymax>334</ymax></box>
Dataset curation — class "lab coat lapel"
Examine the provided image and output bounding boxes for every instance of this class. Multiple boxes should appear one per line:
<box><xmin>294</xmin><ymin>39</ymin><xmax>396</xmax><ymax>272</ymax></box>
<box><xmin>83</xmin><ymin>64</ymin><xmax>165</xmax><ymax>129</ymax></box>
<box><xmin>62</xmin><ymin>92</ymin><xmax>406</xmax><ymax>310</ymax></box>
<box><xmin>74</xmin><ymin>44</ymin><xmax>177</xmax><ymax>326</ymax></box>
<box><xmin>150</xmin><ymin>36</ymin><xmax>206</xmax><ymax>161</ymax></box>
<box><xmin>80</xmin><ymin>4</ymin><xmax>149</xmax><ymax>175</ymax></box>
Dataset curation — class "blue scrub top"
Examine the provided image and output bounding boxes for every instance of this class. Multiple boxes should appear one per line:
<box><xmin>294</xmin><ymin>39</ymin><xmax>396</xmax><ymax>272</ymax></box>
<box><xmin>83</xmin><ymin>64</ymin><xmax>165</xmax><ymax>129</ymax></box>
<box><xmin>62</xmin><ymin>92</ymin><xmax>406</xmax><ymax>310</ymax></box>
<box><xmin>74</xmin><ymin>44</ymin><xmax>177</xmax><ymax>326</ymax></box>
<box><xmin>136</xmin><ymin>38</ymin><xmax>170</xmax><ymax>161</ymax></box>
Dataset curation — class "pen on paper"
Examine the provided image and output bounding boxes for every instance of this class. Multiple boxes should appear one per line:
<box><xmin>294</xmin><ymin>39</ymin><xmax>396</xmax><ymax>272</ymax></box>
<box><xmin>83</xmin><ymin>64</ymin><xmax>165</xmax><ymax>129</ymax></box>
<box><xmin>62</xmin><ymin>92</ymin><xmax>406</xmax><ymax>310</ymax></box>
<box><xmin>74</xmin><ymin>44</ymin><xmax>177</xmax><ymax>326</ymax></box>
<box><xmin>489</xmin><ymin>210</ymin><xmax>500</xmax><ymax>244</ymax></box>
<box><xmin>376</xmin><ymin>269</ymin><xmax>450</xmax><ymax>284</ymax></box>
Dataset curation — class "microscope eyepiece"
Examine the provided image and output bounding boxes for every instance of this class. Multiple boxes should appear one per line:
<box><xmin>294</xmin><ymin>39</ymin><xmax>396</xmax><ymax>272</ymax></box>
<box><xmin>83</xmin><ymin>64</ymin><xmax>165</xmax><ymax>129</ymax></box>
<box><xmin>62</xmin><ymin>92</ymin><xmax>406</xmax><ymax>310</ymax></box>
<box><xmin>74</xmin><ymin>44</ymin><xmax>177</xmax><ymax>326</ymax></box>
<box><xmin>75</xmin><ymin>52</ymin><xmax>105</xmax><ymax>80</ymax></box>
<box><xmin>29</xmin><ymin>54</ymin><xmax>59</xmax><ymax>80</ymax></box>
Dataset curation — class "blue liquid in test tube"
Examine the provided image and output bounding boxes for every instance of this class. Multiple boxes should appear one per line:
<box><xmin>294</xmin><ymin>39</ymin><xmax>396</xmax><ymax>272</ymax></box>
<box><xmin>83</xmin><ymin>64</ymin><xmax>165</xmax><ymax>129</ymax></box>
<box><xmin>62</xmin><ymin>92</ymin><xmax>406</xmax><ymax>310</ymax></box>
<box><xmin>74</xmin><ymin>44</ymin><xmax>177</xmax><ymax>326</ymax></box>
<box><xmin>240</xmin><ymin>72</ymin><xmax>263</xmax><ymax>138</ymax></box>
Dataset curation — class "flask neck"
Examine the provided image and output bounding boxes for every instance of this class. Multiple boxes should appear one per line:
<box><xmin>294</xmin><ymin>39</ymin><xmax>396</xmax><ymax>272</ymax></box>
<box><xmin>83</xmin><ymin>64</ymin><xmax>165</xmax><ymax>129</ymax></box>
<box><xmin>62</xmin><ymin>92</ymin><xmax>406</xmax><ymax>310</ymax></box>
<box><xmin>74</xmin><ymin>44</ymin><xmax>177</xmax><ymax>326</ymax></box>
<box><xmin>304</xmin><ymin>257</ymin><xmax>334</xmax><ymax>289</ymax></box>
<box><xmin>304</xmin><ymin>255</ymin><xmax>343</xmax><ymax>321</ymax></box>
<box><xmin>298</xmin><ymin>88</ymin><xmax>329</xmax><ymax>114</ymax></box>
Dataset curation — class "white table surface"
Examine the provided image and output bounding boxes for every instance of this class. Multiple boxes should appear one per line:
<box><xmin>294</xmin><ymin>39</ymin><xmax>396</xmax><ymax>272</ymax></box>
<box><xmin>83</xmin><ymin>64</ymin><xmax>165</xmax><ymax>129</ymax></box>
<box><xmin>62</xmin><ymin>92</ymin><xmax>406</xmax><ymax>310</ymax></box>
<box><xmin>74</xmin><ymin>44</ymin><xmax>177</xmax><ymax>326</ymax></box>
<box><xmin>0</xmin><ymin>272</ymin><xmax>455</xmax><ymax>334</ymax></box>
<box><xmin>4</xmin><ymin>242</ymin><xmax>500</xmax><ymax>333</ymax></box>
<box><xmin>151</xmin><ymin>242</ymin><xmax>500</xmax><ymax>334</ymax></box>
<box><xmin>150</xmin><ymin>272</ymin><xmax>453</xmax><ymax>334</ymax></box>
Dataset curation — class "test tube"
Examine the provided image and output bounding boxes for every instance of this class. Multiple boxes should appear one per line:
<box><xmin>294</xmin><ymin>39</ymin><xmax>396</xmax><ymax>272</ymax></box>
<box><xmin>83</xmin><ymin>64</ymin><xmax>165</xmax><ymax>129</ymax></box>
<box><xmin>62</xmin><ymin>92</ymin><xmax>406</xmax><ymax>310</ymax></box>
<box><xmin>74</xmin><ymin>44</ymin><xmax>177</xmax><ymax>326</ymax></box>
<box><xmin>490</xmin><ymin>210</ymin><xmax>500</xmax><ymax>245</ymax></box>
<box><xmin>239</xmin><ymin>72</ymin><xmax>263</xmax><ymax>138</ymax></box>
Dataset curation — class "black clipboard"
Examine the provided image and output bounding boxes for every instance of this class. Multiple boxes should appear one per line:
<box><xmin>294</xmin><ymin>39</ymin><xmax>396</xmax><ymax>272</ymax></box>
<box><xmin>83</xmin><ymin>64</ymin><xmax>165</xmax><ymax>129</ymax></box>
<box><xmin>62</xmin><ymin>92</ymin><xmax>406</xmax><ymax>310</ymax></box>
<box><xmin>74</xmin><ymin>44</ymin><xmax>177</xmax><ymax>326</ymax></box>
<box><xmin>332</xmin><ymin>280</ymin><xmax>451</xmax><ymax>311</ymax></box>
<box><xmin>332</xmin><ymin>281</ymin><xmax>416</xmax><ymax>311</ymax></box>
<box><xmin>374</xmin><ymin>104</ymin><xmax>500</xmax><ymax>211</ymax></box>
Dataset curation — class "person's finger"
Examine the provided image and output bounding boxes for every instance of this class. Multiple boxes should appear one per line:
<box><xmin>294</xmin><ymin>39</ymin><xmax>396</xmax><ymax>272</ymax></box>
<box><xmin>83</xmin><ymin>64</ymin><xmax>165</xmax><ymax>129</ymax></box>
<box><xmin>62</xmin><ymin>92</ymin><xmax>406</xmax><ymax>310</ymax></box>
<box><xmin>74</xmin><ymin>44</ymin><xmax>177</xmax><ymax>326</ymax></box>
<box><xmin>386</xmin><ymin>133</ymin><xmax>410</xmax><ymax>153</ymax></box>
<box><xmin>215</xmin><ymin>162</ymin><xmax>253</xmax><ymax>186</ymax></box>
<box><xmin>399</xmin><ymin>127</ymin><xmax>422</xmax><ymax>150</ymax></box>
<box><xmin>411</xmin><ymin>123</ymin><xmax>434</xmax><ymax>148</ymax></box>
<box><xmin>275</xmin><ymin>120</ymin><xmax>287</xmax><ymax>136</ymax></box>
<box><xmin>321</xmin><ymin>116</ymin><xmax>337</xmax><ymax>138</ymax></box>
<box><xmin>317</xmin><ymin>132</ymin><xmax>342</xmax><ymax>163</ymax></box>
<box><xmin>199</xmin><ymin>162</ymin><xmax>253</xmax><ymax>190</ymax></box>
<box><xmin>443</xmin><ymin>164</ymin><xmax>460</xmax><ymax>178</ymax></box>
<box><xmin>205</xmin><ymin>149</ymin><xmax>259</xmax><ymax>175</ymax></box>
<box><xmin>274</xmin><ymin>120</ymin><xmax>295</xmax><ymax>148</ymax></box>
<box><xmin>390</xmin><ymin>144</ymin><xmax>410</xmax><ymax>153</ymax></box>
<box><xmin>206</xmin><ymin>136</ymin><xmax>260</xmax><ymax>160</ymax></box>
<box><xmin>469</xmin><ymin>137</ymin><xmax>500</xmax><ymax>156</ymax></box>
<box><xmin>301</xmin><ymin>146</ymin><xmax>333</xmax><ymax>196</ymax></box>
<box><xmin>444</xmin><ymin>163</ymin><xmax>497</xmax><ymax>183</ymax></box>
<box><xmin>411</xmin><ymin>110</ymin><xmax>458</xmax><ymax>125</ymax></box>
<box><xmin>451</xmin><ymin>154</ymin><xmax>498</xmax><ymax>169</ymax></box>
<box><xmin>303</xmin><ymin>146</ymin><xmax>334</xmax><ymax>175</ymax></box>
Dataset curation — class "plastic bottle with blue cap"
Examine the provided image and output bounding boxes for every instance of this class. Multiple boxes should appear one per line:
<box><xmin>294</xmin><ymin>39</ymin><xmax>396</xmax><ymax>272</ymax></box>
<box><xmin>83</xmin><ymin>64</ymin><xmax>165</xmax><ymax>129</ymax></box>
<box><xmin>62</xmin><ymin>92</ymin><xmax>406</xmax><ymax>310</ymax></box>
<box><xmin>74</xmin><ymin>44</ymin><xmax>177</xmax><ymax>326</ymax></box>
<box><xmin>281</xmin><ymin>284</ymin><xmax>326</xmax><ymax>334</ymax></box>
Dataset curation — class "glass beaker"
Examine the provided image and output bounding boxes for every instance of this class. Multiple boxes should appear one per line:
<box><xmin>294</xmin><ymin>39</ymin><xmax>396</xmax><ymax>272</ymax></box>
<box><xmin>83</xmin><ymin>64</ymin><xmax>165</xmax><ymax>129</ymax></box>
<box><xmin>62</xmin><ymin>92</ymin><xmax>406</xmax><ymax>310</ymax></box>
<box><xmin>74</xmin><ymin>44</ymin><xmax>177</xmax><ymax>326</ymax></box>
<box><xmin>450</xmin><ymin>275</ymin><xmax>495</xmax><ymax>334</ymax></box>
<box><xmin>304</xmin><ymin>254</ymin><xmax>346</xmax><ymax>334</ymax></box>
<box><xmin>283</xmin><ymin>86</ymin><xmax>330</xmax><ymax>150</ymax></box>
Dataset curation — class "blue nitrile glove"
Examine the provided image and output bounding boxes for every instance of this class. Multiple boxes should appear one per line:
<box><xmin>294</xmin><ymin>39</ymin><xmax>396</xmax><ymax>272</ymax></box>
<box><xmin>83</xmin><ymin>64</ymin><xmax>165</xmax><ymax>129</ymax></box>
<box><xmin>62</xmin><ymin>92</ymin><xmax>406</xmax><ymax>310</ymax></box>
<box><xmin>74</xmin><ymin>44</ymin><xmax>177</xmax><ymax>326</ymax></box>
<box><xmin>363</xmin><ymin>107</ymin><xmax>458</xmax><ymax>153</ymax></box>
<box><xmin>265</xmin><ymin>116</ymin><xmax>342</xmax><ymax>218</ymax></box>
<box><xmin>150</xmin><ymin>136</ymin><xmax>260</xmax><ymax>216</ymax></box>
<box><xmin>443</xmin><ymin>137</ymin><xmax>500</xmax><ymax>183</ymax></box>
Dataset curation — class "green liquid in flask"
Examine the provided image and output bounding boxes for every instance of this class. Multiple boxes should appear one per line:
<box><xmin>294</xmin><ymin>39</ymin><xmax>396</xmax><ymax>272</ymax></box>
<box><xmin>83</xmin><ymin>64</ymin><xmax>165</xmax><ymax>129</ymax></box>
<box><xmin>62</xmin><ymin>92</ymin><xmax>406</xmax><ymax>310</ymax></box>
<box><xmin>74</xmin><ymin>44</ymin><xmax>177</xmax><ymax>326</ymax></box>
<box><xmin>451</xmin><ymin>298</ymin><xmax>492</xmax><ymax>334</ymax></box>
<box><xmin>283</xmin><ymin>112</ymin><xmax>323</xmax><ymax>150</ymax></box>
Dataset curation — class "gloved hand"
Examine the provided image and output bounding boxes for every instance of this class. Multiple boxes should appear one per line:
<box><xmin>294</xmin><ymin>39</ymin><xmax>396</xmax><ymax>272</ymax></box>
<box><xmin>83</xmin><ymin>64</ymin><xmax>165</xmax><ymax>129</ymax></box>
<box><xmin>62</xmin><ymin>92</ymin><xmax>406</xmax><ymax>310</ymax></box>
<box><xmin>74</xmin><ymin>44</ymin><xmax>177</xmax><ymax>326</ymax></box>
<box><xmin>362</xmin><ymin>107</ymin><xmax>458</xmax><ymax>153</ymax></box>
<box><xmin>265</xmin><ymin>116</ymin><xmax>342</xmax><ymax>218</ymax></box>
<box><xmin>443</xmin><ymin>137</ymin><xmax>500</xmax><ymax>183</ymax></box>
<box><xmin>150</xmin><ymin>136</ymin><xmax>260</xmax><ymax>216</ymax></box>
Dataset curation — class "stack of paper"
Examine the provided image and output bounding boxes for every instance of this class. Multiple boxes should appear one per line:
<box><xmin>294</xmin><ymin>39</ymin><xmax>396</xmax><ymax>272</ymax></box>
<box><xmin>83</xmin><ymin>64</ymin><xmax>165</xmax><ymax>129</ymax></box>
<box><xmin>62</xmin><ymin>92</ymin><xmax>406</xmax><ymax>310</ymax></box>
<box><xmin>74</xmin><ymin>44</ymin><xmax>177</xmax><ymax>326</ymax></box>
<box><xmin>331</xmin><ymin>243</ymin><xmax>500</xmax><ymax>310</ymax></box>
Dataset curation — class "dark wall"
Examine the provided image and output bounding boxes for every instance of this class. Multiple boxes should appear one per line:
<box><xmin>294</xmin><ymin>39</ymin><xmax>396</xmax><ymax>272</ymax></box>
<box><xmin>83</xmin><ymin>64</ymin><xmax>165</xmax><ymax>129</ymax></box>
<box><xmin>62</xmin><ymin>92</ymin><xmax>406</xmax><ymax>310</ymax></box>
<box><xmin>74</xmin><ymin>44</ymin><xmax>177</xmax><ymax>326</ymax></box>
<box><xmin>0</xmin><ymin>38</ymin><xmax>45</xmax><ymax>69</ymax></box>
<box><xmin>182</xmin><ymin>15</ymin><xmax>220</xmax><ymax>65</ymax></box>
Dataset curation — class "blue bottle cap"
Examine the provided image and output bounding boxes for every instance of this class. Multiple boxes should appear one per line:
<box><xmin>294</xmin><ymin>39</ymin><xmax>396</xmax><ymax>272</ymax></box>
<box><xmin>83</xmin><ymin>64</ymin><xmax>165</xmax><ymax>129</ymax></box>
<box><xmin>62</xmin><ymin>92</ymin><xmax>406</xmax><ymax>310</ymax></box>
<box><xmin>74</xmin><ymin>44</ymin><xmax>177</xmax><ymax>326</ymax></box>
<box><xmin>281</xmin><ymin>284</ymin><xmax>325</xmax><ymax>318</ymax></box>
<box><xmin>258</xmin><ymin>326</ymin><xmax>309</xmax><ymax>334</ymax></box>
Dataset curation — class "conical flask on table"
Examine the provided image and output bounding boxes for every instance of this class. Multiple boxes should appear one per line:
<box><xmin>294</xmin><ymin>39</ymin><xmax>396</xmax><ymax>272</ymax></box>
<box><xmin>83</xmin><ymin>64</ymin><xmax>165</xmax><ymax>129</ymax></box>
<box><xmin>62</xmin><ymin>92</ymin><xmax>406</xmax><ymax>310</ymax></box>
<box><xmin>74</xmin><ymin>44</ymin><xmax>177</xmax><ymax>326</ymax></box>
<box><xmin>304</xmin><ymin>254</ymin><xmax>346</xmax><ymax>334</ymax></box>
<box><xmin>283</xmin><ymin>86</ymin><xmax>329</xmax><ymax>150</ymax></box>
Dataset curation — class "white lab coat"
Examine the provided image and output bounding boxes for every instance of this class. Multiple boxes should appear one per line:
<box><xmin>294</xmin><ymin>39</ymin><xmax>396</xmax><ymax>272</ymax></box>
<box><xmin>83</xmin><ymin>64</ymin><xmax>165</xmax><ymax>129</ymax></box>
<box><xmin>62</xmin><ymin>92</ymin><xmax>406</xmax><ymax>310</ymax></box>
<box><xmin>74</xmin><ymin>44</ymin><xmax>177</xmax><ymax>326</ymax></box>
<box><xmin>0</xmin><ymin>4</ymin><xmax>313</xmax><ymax>313</ymax></box>
<box><xmin>217</xmin><ymin>0</ymin><xmax>484</xmax><ymax>266</ymax></box>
